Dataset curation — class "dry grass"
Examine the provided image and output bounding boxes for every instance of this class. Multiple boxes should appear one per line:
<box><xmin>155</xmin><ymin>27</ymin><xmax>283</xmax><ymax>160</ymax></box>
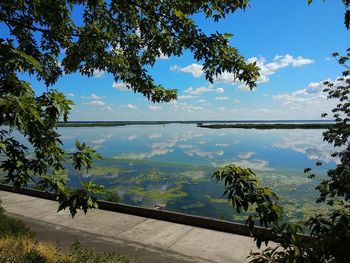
<box><xmin>0</xmin><ymin>235</ymin><xmax>68</xmax><ymax>262</ymax></box>
<box><xmin>0</xmin><ymin>235</ymin><xmax>130</xmax><ymax>263</ymax></box>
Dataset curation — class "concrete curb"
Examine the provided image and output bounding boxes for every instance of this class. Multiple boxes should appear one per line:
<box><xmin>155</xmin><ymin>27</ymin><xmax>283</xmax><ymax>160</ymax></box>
<box><xmin>0</xmin><ymin>184</ymin><xmax>274</xmax><ymax>240</ymax></box>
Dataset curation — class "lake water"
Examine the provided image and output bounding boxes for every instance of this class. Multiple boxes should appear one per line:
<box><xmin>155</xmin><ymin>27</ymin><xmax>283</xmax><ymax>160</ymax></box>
<box><xmin>54</xmin><ymin>124</ymin><xmax>335</xmax><ymax>222</ymax></box>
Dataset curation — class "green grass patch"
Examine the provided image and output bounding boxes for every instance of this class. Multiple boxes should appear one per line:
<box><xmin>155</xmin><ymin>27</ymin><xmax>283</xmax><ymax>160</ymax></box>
<box><xmin>206</xmin><ymin>195</ymin><xmax>229</xmax><ymax>204</ymax></box>
<box><xmin>0</xmin><ymin>200</ymin><xmax>33</xmax><ymax>238</ymax></box>
<box><xmin>80</xmin><ymin>166</ymin><xmax>126</xmax><ymax>177</ymax></box>
<box><xmin>128</xmin><ymin>184</ymin><xmax>187</xmax><ymax>201</ymax></box>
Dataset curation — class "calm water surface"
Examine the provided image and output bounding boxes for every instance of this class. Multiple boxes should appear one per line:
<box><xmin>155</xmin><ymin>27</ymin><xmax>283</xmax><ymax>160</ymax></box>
<box><xmin>54</xmin><ymin>124</ymin><xmax>335</xmax><ymax>222</ymax></box>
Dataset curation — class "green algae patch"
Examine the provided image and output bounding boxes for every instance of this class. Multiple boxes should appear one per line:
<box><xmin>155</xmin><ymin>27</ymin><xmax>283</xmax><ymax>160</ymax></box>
<box><xmin>128</xmin><ymin>184</ymin><xmax>187</xmax><ymax>201</ymax></box>
<box><xmin>114</xmin><ymin>168</ymin><xmax>208</xmax><ymax>185</ymax></box>
<box><xmin>181</xmin><ymin>202</ymin><xmax>205</xmax><ymax>210</ymax></box>
<box><xmin>80</xmin><ymin>166</ymin><xmax>127</xmax><ymax>177</ymax></box>
<box><xmin>206</xmin><ymin>195</ymin><xmax>229</xmax><ymax>204</ymax></box>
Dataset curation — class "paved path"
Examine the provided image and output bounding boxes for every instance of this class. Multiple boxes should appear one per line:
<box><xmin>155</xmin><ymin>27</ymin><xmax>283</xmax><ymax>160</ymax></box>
<box><xmin>0</xmin><ymin>191</ymin><xmax>262</xmax><ymax>263</ymax></box>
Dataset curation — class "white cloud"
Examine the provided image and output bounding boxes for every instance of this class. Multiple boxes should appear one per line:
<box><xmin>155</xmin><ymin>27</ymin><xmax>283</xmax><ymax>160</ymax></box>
<box><xmin>184</xmin><ymin>148</ymin><xmax>224</xmax><ymax>159</ymax></box>
<box><xmin>184</xmin><ymin>85</ymin><xmax>224</xmax><ymax>95</ymax></box>
<box><xmin>178</xmin><ymin>95</ymin><xmax>197</xmax><ymax>99</ymax></box>
<box><xmin>170</xmin><ymin>101</ymin><xmax>204</xmax><ymax>112</ymax></box>
<box><xmin>269</xmin><ymin>77</ymin><xmax>347</xmax><ymax>118</ymax></box>
<box><xmin>149</xmin><ymin>134</ymin><xmax>162</xmax><ymax>139</ymax></box>
<box><xmin>216</xmin><ymin>54</ymin><xmax>314</xmax><ymax>86</ymax></box>
<box><xmin>102</xmin><ymin>106</ymin><xmax>113</xmax><ymax>112</ymax></box>
<box><xmin>272</xmin><ymin>80</ymin><xmax>330</xmax><ymax>107</ymax></box>
<box><xmin>81</xmin><ymin>93</ymin><xmax>104</xmax><ymax>100</ymax></box>
<box><xmin>115</xmin><ymin>138</ymin><xmax>177</xmax><ymax>160</ymax></box>
<box><xmin>238</xmin><ymin>151</ymin><xmax>256</xmax><ymax>159</ymax></box>
<box><xmin>185</xmin><ymin>86</ymin><xmax>213</xmax><ymax>95</ymax></box>
<box><xmin>112</xmin><ymin>82</ymin><xmax>129</xmax><ymax>91</ymax></box>
<box><xmin>197</xmin><ymin>99</ymin><xmax>207</xmax><ymax>103</ymax></box>
<box><xmin>127</xmin><ymin>104</ymin><xmax>137</xmax><ymax>109</ymax></box>
<box><xmin>93</xmin><ymin>69</ymin><xmax>105</xmax><ymax>78</ymax></box>
<box><xmin>67</xmin><ymin>93</ymin><xmax>75</xmax><ymax>97</ymax></box>
<box><xmin>84</xmin><ymin>100</ymin><xmax>106</xmax><ymax>106</ymax></box>
<box><xmin>127</xmin><ymin>135</ymin><xmax>138</xmax><ymax>141</ymax></box>
<box><xmin>232</xmin><ymin>159</ymin><xmax>273</xmax><ymax>171</ymax></box>
<box><xmin>148</xmin><ymin>105</ymin><xmax>161</xmax><ymax>110</ymax></box>
<box><xmin>90</xmin><ymin>93</ymin><xmax>103</xmax><ymax>100</ymax></box>
<box><xmin>215</xmin><ymin>88</ymin><xmax>225</xmax><ymax>93</ymax></box>
<box><xmin>171</xmin><ymin>63</ymin><xmax>203</xmax><ymax>77</ymax></box>
<box><xmin>157</xmin><ymin>52</ymin><xmax>169</xmax><ymax>60</ymax></box>
<box><xmin>233</xmin><ymin>99</ymin><xmax>240</xmax><ymax>104</ymax></box>
<box><xmin>215</xmin><ymin>96</ymin><xmax>229</xmax><ymax>100</ymax></box>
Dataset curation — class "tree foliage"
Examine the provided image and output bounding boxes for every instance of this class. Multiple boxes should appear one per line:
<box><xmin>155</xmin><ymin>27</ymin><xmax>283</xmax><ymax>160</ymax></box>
<box><xmin>214</xmin><ymin>2</ymin><xmax>350</xmax><ymax>261</ymax></box>
<box><xmin>215</xmin><ymin>51</ymin><xmax>350</xmax><ymax>262</ymax></box>
<box><xmin>0</xmin><ymin>1</ymin><xmax>260</xmax><ymax>216</ymax></box>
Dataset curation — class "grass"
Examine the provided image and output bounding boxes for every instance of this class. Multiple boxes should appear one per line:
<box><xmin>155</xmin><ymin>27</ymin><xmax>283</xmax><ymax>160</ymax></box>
<box><xmin>128</xmin><ymin>183</ymin><xmax>187</xmax><ymax>201</ymax></box>
<box><xmin>0</xmin><ymin>199</ymin><xmax>129</xmax><ymax>263</ymax></box>
<box><xmin>0</xmin><ymin>199</ymin><xmax>33</xmax><ymax>238</ymax></box>
<box><xmin>0</xmin><ymin>236</ymin><xmax>129</xmax><ymax>263</ymax></box>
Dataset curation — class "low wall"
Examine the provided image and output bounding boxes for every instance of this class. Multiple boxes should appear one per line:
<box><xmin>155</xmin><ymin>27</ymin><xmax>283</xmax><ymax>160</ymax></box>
<box><xmin>0</xmin><ymin>184</ymin><xmax>274</xmax><ymax>240</ymax></box>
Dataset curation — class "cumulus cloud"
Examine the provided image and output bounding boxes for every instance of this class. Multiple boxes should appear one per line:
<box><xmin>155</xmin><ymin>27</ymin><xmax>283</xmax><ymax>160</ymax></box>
<box><xmin>170</xmin><ymin>101</ymin><xmax>204</xmax><ymax>112</ymax></box>
<box><xmin>216</xmin><ymin>54</ymin><xmax>314</xmax><ymax>86</ymax></box>
<box><xmin>81</xmin><ymin>93</ymin><xmax>104</xmax><ymax>100</ymax></box>
<box><xmin>102</xmin><ymin>106</ymin><xmax>113</xmax><ymax>112</ymax></box>
<box><xmin>112</xmin><ymin>82</ymin><xmax>129</xmax><ymax>91</ymax></box>
<box><xmin>184</xmin><ymin>85</ymin><xmax>224</xmax><ymax>95</ymax></box>
<box><xmin>215</xmin><ymin>87</ymin><xmax>225</xmax><ymax>93</ymax></box>
<box><xmin>171</xmin><ymin>63</ymin><xmax>203</xmax><ymax>77</ymax></box>
<box><xmin>272</xmin><ymin>78</ymin><xmax>343</xmax><ymax>110</ymax></box>
<box><xmin>84</xmin><ymin>100</ymin><xmax>106</xmax><ymax>106</ymax></box>
<box><xmin>120</xmin><ymin>103</ymin><xmax>138</xmax><ymax>109</ymax></box>
<box><xmin>232</xmin><ymin>159</ymin><xmax>273</xmax><ymax>171</ymax></box>
<box><xmin>238</xmin><ymin>151</ymin><xmax>256</xmax><ymax>159</ymax></box>
<box><xmin>178</xmin><ymin>95</ymin><xmax>197</xmax><ymax>99</ymax></box>
<box><xmin>126</xmin><ymin>104</ymin><xmax>137</xmax><ymax>109</ymax></box>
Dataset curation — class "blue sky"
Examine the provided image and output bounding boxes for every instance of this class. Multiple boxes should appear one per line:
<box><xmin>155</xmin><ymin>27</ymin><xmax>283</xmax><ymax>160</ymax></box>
<box><xmin>13</xmin><ymin>1</ymin><xmax>350</xmax><ymax>120</ymax></box>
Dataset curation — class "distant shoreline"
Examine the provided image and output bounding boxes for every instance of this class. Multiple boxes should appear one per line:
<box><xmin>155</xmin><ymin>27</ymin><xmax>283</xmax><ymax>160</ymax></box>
<box><xmin>56</xmin><ymin>120</ymin><xmax>334</xmax><ymax>128</ymax></box>
<box><xmin>197</xmin><ymin>123</ymin><xmax>333</xmax><ymax>129</ymax></box>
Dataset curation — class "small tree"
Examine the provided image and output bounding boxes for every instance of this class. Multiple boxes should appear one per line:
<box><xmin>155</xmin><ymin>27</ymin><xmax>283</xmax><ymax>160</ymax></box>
<box><xmin>0</xmin><ymin>0</ymin><xmax>260</xmax><ymax>216</ymax></box>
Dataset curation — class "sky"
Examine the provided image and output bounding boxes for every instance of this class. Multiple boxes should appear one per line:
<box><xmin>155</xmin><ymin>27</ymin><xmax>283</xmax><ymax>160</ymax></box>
<box><xmin>13</xmin><ymin>1</ymin><xmax>350</xmax><ymax>120</ymax></box>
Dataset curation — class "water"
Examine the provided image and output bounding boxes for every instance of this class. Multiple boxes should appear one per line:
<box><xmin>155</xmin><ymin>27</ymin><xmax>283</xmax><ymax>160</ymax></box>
<box><xmin>54</xmin><ymin>124</ymin><xmax>335</xmax><ymax>222</ymax></box>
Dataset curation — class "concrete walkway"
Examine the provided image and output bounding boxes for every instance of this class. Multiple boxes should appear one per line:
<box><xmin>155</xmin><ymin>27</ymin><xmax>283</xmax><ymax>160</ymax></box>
<box><xmin>0</xmin><ymin>190</ymin><xmax>262</xmax><ymax>263</ymax></box>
